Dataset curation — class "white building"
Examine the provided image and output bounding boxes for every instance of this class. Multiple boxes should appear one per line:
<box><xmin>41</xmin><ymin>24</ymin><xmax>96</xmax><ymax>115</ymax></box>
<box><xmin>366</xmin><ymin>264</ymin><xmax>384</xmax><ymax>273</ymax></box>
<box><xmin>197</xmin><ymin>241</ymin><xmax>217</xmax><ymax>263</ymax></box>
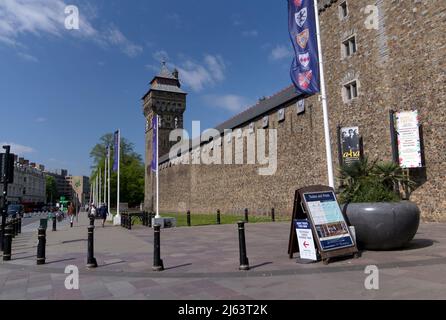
<box><xmin>3</xmin><ymin>158</ymin><xmax>46</xmax><ymax>204</ymax></box>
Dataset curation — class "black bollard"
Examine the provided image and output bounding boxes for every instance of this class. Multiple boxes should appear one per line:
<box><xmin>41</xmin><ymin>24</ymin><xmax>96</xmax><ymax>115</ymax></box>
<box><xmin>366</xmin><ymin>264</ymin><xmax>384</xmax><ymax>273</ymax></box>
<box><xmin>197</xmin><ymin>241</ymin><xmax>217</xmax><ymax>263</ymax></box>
<box><xmin>36</xmin><ymin>226</ymin><xmax>46</xmax><ymax>265</ymax></box>
<box><xmin>152</xmin><ymin>224</ymin><xmax>164</xmax><ymax>271</ymax></box>
<box><xmin>244</xmin><ymin>208</ymin><xmax>249</xmax><ymax>223</ymax></box>
<box><xmin>148</xmin><ymin>212</ymin><xmax>152</xmax><ymax>228</ymax></box>
<box><xmin>187</xmin><ymin>210</ymin><xmax>191</xmax><ymax>227</ymax></box>
<box><xmin>271</xmin><ymin>208</ymin><xmax>275</xmax><ymax>222</ymax></box>
<box><xmin>128</xmin><ymin>215</ymin><xmax>132</xmax><ymax>230</ymax></box>
<box><xmin>18</xmin><ymin>217</ymin><xmax>21</xmax><ymax>234</ymax></box>
<box><xmin>217</xmin><ymin>209</ymin><xmax>221</xmax><ymax>225</ymax></box>
<box><xmin>12</xmin><ymin>219</ymin><xmax>16</xmax><ymax>238</ymax></box>
<box><xmin>89</xmin><ymin>216</ymin><xmax>95</xmax><ymax>226</ymax></box>
<box><xmin>52</xmin><ymin>215</ymin><xmax>57</xmax><ymax>231</ymax></box>
<box><xmin>3</xmin><ymin>225</ymin><xmax>12</xmax><ymax>261</ymax></box>
<box><xmin>237</xmin><ymin>221</ymin><xmax>250</xmax><ymax>271</ymax></box>
<box><xmin>143</xmin><ymin>212</ymin><xmax>147</xmax><ymax>227</ymax></box>
<box><xmin>86</xmin><ymin>224</ymin><xmax>98</xmax><ymax>268</ymax></box>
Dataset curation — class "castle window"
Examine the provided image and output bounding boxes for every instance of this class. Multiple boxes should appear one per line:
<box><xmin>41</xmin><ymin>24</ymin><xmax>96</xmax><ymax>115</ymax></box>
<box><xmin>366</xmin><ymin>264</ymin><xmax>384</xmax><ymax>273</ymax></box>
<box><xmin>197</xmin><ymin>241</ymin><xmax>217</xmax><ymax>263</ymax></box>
<box><xmin>339</xmin><ymin>1</ymin><xmax>348</xmax><ymax>19</ymax></box>
<box><xmin>343</xmin><ymin>36</ymin><xmax>357</xmax><ymax>57</ymax></box>
<box><xmin>343</xmin><ymin>80</ymin><xmax>358</xmax><ymax>102</ymax></box>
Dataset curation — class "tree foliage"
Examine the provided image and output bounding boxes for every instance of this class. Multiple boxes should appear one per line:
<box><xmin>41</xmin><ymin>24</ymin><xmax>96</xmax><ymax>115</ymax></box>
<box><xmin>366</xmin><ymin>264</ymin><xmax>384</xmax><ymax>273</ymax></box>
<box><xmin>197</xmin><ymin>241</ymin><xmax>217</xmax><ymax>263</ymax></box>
<box><xmin>45</xmin><ymin>175</ymin><xmax>58</xmax><ymax>204</ymax></box>
<box><xmin>90</xmin><ymin>133</ymin><xmax>144</xmax><ymax>208</ymax></box>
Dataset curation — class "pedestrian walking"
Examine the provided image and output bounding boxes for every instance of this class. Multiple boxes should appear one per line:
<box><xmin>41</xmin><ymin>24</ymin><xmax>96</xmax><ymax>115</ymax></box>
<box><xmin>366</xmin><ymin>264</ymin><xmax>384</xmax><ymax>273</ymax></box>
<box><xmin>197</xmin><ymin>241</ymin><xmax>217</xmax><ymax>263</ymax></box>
<box><xmin>100</xmin><ymin>203</ymin><xmax>108</xmax><ymax>227</ymax></box>
<box><xmin>68</xmin><ymin>203</ymin><xmax>75</xmax><ymax>227</ymax></box>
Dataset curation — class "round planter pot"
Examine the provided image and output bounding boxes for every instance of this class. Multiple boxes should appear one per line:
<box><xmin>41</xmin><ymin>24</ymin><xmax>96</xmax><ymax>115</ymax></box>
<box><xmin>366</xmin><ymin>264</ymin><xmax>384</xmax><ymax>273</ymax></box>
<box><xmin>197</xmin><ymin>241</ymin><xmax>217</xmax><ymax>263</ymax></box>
<box><xmin>341</xmin><ymin>201</ymin><xmax>420</xmax><ymax>250</ymax></box>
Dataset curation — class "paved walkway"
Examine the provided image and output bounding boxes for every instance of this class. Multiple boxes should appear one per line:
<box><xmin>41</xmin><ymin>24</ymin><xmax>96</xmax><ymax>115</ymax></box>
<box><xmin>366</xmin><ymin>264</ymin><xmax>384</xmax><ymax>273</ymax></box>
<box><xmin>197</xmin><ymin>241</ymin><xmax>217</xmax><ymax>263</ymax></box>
<box><xmin>0</xmin><ymin>212</ymin><xmax>445</xmax><ymax>299</ymax></box>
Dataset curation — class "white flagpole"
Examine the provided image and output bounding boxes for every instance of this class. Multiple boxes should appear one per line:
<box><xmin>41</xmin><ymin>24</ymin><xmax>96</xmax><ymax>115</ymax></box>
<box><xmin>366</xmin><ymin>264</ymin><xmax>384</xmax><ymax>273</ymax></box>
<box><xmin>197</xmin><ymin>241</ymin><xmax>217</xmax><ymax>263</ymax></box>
<box><xmin>103</xmin><ymin>157</ymin><xmax>106</xmax><ymax>206</ymax></box>
<box><xmin>314</xmin><ymin>0</ymin><xmax>334</xmax><ymax>188</ymax></box>
<box><xmin>99</xmin><ymin>169</ymin><xmax>102</xmax><ymax>204</ymax></box>
<box><xmin>114</xmin><ymin>129</ymin><xmax>121</xmax><ymax>225</ymax></box>
<box><xmin>156</xmin><ymin>115</ymin><xmax>160</xmax><ymax>219</ymax></box>
<box><xmin>107</xmin><ymin>146</ymin><xmax>112</xmax><ymax>217</ymax></box>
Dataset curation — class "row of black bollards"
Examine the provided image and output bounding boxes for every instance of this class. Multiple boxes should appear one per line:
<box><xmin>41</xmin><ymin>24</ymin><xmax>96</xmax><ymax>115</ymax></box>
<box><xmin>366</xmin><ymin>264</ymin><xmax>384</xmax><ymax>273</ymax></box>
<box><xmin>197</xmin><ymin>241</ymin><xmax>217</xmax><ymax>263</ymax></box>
<box><xmin>2</xmin><ymin>216</ymin><xmax>22</xmax><ymax>261</ymax></box>
<box><xmin>151</xmin><ymin>221</ymin><xmax>250</xmax><ymax>272</ymax></box>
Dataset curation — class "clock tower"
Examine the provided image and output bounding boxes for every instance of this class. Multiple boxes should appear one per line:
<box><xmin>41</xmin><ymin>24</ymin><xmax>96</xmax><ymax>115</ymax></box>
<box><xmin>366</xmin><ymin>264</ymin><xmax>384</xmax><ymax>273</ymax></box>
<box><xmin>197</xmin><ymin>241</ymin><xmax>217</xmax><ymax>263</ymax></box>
<box><xmin>142</xmin><ymin>62</ymin><xmax>187</xmax><ymax>210</ymax></box>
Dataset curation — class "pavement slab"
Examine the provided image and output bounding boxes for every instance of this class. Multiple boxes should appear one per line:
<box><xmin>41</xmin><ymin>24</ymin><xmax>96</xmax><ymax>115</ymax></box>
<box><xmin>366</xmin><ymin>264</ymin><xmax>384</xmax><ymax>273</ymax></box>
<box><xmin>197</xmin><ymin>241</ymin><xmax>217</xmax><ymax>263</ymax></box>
<box><xmin>0</xmin><ymin>212</ymin><xmax>445</xmax><ymax>299</ymax></box>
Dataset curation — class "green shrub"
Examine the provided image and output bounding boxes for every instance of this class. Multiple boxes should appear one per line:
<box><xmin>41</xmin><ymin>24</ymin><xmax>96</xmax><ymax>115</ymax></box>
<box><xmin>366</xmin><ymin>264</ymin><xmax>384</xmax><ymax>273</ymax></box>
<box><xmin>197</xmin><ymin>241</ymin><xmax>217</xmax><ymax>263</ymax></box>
<box><xmin>338</xmin><ymin>158</ymin><xmax>414</xmax><ymax>204</ymax></box>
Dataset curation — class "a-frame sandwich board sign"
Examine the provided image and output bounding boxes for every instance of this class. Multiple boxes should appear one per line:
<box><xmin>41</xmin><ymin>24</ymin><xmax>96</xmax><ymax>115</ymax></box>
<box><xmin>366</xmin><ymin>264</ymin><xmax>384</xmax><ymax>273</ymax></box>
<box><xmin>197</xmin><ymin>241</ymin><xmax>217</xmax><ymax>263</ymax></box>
<box><xmin>288</xmin><ymin>185</ymin><xmax>358</xmax><ymax>264</ymax></box>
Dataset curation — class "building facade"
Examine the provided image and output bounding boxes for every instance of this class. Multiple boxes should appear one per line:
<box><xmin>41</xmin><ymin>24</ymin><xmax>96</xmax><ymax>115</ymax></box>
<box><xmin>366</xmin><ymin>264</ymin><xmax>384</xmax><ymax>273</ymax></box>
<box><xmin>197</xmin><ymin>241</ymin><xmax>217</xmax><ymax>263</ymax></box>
<box><xmin>66</xmin><ymin>175</ymin><xmax>90</xmax><ymax>207</ymax></box>
<box><xmin>143</xmin><ymin>0</ymin><xmax>445</xmax><ymax>221</ymax></box>
<box><xmin>2</xmin><ymin>157</ymin><xmax>46</xmax><ymax>204</ymax></box>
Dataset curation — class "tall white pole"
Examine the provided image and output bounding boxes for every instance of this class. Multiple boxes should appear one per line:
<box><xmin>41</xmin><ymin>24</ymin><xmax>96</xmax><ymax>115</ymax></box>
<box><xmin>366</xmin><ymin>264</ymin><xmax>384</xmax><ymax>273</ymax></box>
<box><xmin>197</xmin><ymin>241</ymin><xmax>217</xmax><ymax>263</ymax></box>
<box><xmin>103</xmin><ymin>157</ymin><xmax>106</xmax><ymax>206</ymax></box>
<box><xmin>107</xmin><ymin>148</ymin><xmax>110</xmax><ymax>209</ymax></box>
<box><xmin>156</xmin><ymin>116</ymin><xmax>160</xmax><ymax>219</ymax></box>
<box><xmin>107</xmin><ymin>146</ymin><xmax>112</xmax><ymax>221</ymax></box>
<box><xmin>314</xmin><ymin>0</ymin><xmax>334</xmax><ymax>188</ymax></box>
<box><xmin>98</xmin><ymin>167</ymin><xmax>102</xmax><ymax>204</ymax></box>
<box><xmin>96</xmin><ymin>175</ymin><xmax>99</xmax><ymax>205</ymax></box>
<box><xmin>115</xmin><ymin>129</ymin><xmax>121</xmax><ymax>224</ymax></box>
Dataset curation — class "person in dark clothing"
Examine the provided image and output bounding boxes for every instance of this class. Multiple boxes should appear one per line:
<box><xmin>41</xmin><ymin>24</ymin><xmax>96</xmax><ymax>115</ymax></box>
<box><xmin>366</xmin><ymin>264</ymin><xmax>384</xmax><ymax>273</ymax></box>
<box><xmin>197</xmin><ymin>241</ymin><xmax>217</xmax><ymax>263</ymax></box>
<box><xmin>100</xmin><ymin>203</ymin><xmax>108</xmax><ymax>227</ymax></box>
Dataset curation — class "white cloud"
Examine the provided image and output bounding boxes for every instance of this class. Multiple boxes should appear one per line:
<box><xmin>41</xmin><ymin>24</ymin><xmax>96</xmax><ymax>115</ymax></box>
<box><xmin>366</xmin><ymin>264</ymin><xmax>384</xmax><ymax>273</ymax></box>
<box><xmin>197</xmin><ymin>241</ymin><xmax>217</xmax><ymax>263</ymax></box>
<box><xmin>242</xmin><ymin>30</ymin><xmax>258</xmax><ymax>37</ymax></box>
<box><xmin>0</xmin><ymin>142</ymin><xmax>35</xmax><ymax>155</ymax></box>
<box><xmin>35</xmin><ymin>117</ymin><xmax>47</xmax><ymax>123</ymax></box>
<box><xmin>270</xmin><ymin>45</ymin><xmax>293</xmax><ymax>61</ymax></box>
<box><xmin>202</xmin><ymin>94</ymin><xmax>251</xmax><ymax>113</ymax></box>
<box><xmin>17</xmin><ymin>52</ymin><xmax>38</xmax><ymax>62</ymax></box>
<box><xmin>104</xmin><ymin>26</ymin><xmax>143</xmax><ymax>58</ymax></box>
<box><xmin>177</xmin><ymin>54</ymin><xmax>226</xmax><ymax>92</ymax></box>
<box><xmin>0</xmin><ymin>0</ymin><xmax>142</xmax><ymax>58</ymax></box>
<box><xmin>153</xmin><ymin>50</ymin><xmax>169</xmax><ymax>63</ymax></box>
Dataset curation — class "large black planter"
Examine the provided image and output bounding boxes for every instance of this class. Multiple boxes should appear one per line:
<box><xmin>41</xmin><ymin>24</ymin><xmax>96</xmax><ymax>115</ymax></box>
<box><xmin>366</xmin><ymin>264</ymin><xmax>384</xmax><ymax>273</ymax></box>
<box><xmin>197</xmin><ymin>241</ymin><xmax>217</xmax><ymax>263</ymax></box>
<box><xmin>342</xmin><ymin>201</ymin><xmax>420</xmax><ymax>250</ymax></box>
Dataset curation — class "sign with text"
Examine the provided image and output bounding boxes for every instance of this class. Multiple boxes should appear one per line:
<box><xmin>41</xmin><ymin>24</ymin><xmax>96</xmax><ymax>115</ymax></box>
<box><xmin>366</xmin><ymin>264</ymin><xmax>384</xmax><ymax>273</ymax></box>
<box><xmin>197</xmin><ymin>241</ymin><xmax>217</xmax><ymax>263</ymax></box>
<box><xmin>303</xmin><ymin>191</ymin><xmax>354</xmax><ymax>251</ymax></box>
<box><xmin>395</xmin><ymin>110</ymin><xmax>422</xmax><ymax>168</ymax></box>
<box><xmin>340</xmin><ymin>126</ymin><xmax>361</xmax><ymax>165</ymax></box>
<box><xmin>294</xmin><ymin>219</ymin><xmax>317</xmax><ymax>260</ymax></box>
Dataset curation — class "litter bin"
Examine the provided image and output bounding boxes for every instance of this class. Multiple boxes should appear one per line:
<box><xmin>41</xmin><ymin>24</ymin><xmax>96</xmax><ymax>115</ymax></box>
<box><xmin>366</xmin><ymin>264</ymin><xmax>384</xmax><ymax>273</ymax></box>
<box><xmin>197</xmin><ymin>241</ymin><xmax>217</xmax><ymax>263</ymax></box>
<box><xmin>40</xmin><ymin>218</ymin><xmax>48</xmax><ymax>230</ymax></box>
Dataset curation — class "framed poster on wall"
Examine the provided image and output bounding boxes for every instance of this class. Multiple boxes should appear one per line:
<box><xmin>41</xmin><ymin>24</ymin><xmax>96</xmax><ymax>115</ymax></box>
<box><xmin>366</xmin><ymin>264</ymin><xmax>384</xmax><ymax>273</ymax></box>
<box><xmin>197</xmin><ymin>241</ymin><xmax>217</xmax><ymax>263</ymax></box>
<box><xmin>339</xmin><ymin>126</ymin><xmax>361</xmax><ymax>165</ymax></box>
<box><xmin>395</xmin><ymin>110</ymin><xmax>422</xmax><ymax>168</ymax></box>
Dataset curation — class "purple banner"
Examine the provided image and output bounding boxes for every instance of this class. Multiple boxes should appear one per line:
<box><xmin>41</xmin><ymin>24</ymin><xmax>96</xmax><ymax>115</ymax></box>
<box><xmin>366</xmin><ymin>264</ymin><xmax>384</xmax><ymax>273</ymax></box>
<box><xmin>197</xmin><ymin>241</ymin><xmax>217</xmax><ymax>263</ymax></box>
<box><xmin>112</xmin><ymin>130</ymin><xmax>119</xmax><ymax>172</ymax></box>
<box><xmin>288</xmin><ymin>0</ymin><xmax>321</xmax><ymax>96</ymax></box>
<box><xmin>151</xmin><ymin>115</ymin><xmax>158</xmax><ymax>172</ymax></box>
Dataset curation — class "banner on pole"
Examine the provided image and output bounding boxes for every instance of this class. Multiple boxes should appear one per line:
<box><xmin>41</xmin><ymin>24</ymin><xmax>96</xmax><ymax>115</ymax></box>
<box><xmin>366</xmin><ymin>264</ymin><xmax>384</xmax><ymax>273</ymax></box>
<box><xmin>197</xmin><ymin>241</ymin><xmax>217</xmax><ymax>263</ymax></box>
<box><xmin>151</xmin><ymin>115</ymin><xmax>158</xmax><ymax>172</ymax></box>
<box><xmin>113</xmin><ymin>130</ymin><xmax>119</xmax><ymax>172</ymax></box>
<box><xmin>288</xmin><ymin>0</ymin><xmax>320</xmax><ymax>96</ymax></box>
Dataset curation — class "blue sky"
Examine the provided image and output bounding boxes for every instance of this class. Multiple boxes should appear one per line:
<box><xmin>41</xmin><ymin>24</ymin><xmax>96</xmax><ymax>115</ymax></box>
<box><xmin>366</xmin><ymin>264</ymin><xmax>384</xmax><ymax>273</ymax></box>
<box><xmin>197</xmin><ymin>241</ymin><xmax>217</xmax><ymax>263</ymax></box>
<box><xmin>0</xmin><ymin>0</ymin><xmax>294</xmax><ymax>176</ymax></box>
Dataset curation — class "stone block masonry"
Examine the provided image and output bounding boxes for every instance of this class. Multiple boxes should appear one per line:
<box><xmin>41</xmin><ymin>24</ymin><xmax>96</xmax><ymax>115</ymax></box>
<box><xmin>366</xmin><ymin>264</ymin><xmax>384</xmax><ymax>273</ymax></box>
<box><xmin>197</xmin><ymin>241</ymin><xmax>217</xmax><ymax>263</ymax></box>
<box><xmin>144</xmin><ymin>0</ymin><xmax>446</xmax><ymax>221</ymax></box>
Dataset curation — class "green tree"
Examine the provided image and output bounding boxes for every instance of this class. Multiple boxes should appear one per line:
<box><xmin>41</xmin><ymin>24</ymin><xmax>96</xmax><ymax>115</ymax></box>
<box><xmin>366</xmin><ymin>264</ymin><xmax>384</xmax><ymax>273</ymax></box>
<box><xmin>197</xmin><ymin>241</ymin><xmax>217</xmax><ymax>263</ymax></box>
<box><xmin>45</xmin><ymin>175</ymin><xmax>59</xmax><ymax>204</ymax></box>
<box><xmin>90</xmin><ymin>133</ymin><xmax>145</xmax><ymax>208</ymax></box>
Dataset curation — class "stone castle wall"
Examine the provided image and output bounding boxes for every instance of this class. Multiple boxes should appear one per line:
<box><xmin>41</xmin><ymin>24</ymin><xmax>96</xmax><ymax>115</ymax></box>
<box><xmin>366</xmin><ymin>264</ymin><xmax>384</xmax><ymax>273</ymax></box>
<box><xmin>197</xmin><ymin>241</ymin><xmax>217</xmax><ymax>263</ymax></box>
<box><xmin>148</xmin><ymin>0</ymin><xmax>446</xmax><ymax>221</ymax></box>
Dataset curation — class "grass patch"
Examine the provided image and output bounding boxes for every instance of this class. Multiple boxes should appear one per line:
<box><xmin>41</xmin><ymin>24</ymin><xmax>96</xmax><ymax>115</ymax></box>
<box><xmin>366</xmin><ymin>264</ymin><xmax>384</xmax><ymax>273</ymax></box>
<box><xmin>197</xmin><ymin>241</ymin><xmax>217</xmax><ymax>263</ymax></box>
<box><xmin>129</xmin><ymin>212</ymin><xmax>289</xmax><ymax>227</ymax></box>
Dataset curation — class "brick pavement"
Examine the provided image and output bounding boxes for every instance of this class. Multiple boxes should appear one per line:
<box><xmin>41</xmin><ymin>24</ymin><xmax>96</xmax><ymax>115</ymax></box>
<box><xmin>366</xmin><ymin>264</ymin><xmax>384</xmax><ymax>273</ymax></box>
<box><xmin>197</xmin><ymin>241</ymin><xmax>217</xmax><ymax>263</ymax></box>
<box><xmin>0</xmin><ymin>212</ymin><xmax>445</xmax><ymax>299</ymax></box>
